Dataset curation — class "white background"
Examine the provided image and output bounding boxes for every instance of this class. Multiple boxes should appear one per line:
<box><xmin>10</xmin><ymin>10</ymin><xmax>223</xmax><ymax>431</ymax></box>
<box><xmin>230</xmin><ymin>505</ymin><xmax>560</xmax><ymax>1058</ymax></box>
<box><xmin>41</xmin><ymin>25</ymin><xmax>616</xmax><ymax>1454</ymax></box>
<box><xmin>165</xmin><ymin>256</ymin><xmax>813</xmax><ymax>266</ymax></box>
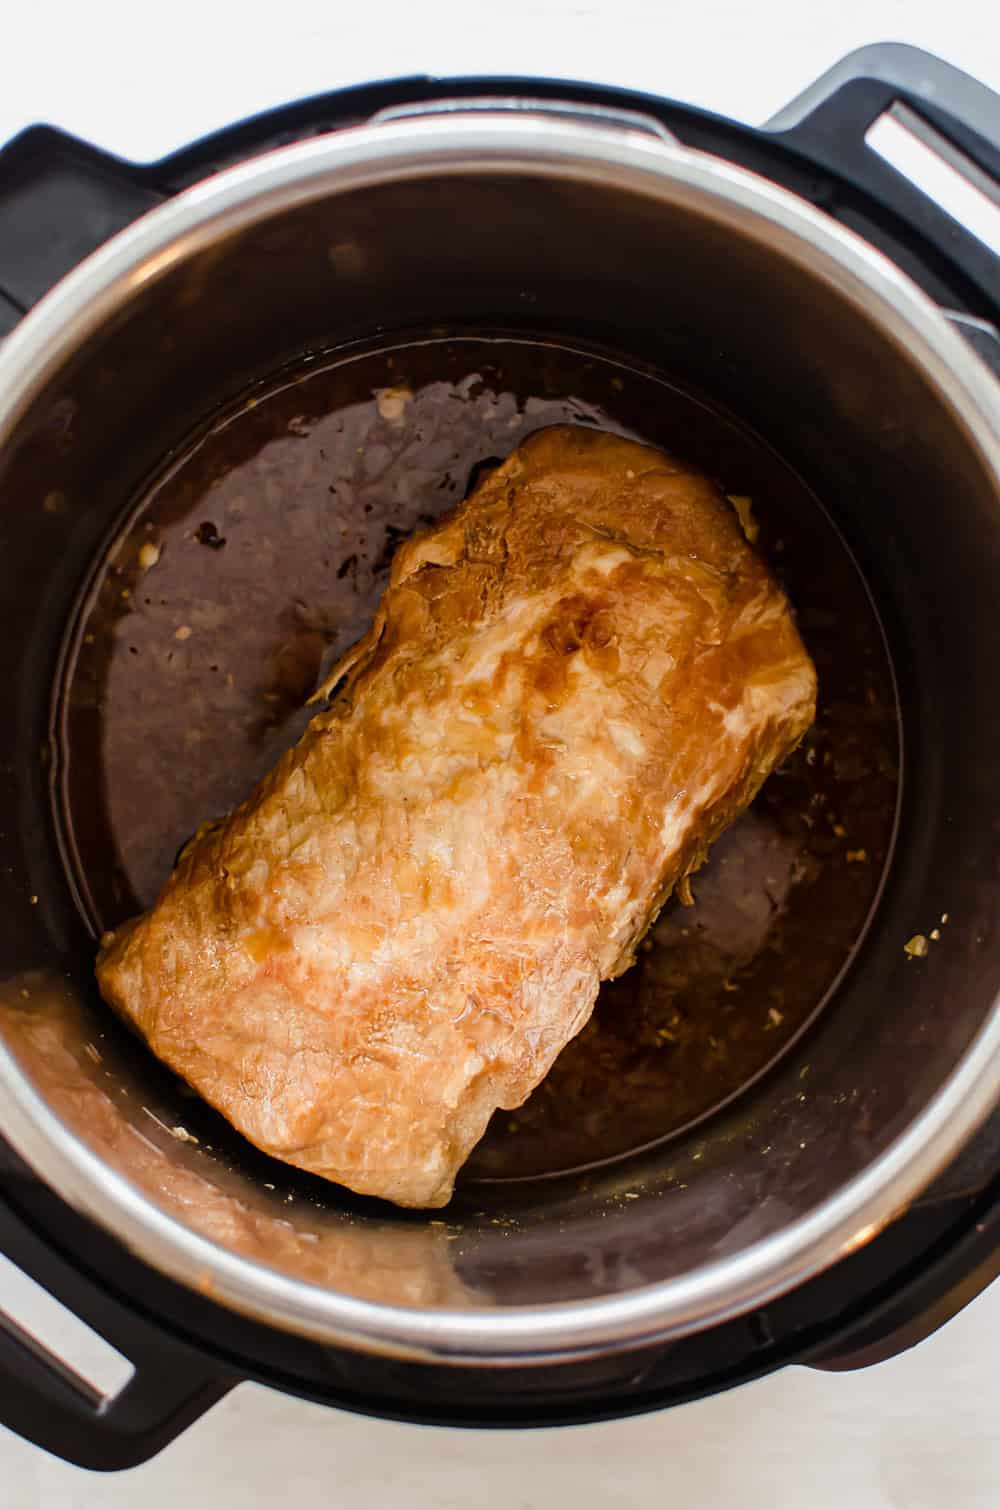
<box><xmin>1</xmin><ymin>1</ymin><xmax>998</xmax><ymax>1504</ymax></box>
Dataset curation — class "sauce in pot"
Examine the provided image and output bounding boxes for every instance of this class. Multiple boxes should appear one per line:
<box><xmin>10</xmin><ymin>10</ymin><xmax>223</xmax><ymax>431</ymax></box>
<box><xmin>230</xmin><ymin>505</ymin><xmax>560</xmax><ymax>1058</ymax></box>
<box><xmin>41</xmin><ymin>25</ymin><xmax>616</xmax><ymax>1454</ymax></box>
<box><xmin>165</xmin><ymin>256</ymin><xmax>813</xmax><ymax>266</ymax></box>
<box><xmin>57</xmin><ymin>334</ymin><xmax>899</xmax><ymax>1184</ymax></box>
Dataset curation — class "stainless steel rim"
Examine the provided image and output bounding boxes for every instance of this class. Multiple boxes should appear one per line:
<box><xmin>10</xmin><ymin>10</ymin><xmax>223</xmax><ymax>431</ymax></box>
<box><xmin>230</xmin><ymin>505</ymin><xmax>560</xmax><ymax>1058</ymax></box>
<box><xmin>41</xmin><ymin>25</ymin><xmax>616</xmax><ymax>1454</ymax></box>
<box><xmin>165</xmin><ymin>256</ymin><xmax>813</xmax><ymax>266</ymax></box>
<box><xmin>0</xmin><ymin>113</ymin><xmax>997</xmax><ymax>1364</ymax></box>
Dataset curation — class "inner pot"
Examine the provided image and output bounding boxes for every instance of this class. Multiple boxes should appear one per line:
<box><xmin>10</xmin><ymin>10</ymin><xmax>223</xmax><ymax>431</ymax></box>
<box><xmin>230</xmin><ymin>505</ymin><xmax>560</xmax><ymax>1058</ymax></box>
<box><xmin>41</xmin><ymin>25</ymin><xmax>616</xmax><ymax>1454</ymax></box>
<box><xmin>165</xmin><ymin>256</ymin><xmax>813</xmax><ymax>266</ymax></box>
<box><xmin>0</xmin><ymin>114</ymin><xmax>997</xmax><ymax>1363</ymax></box>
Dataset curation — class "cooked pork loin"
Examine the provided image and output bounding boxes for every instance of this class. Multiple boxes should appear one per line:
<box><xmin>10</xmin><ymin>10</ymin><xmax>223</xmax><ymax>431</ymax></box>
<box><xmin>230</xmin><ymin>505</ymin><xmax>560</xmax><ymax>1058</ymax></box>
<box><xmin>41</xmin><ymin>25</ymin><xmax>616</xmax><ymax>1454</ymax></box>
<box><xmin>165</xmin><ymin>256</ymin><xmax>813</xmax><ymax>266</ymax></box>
<box><xmin>98</xmin><ymin>425</ymin><xmax>816</xmax><ymax>1207</ymax></box>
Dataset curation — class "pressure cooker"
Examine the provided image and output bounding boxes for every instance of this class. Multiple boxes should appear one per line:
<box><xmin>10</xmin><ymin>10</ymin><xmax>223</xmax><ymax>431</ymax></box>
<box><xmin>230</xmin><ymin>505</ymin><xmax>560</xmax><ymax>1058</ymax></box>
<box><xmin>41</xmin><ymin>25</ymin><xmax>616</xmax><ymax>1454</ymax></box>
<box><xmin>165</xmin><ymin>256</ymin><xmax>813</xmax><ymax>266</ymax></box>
<box><xmin>0</xmin><ymin>42</ymin><xmax>996</xmax><ymax>1470</ymax></box>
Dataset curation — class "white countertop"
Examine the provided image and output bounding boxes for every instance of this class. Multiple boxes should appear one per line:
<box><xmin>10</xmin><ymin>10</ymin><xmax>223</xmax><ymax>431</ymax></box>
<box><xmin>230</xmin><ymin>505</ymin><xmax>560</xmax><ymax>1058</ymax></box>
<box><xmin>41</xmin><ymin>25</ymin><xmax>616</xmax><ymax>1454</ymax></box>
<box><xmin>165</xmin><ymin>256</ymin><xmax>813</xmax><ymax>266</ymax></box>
<box><xmin>1</xmin><ymin>1</ymin><xmax>997</xmax><ymax>1503</ymax></box>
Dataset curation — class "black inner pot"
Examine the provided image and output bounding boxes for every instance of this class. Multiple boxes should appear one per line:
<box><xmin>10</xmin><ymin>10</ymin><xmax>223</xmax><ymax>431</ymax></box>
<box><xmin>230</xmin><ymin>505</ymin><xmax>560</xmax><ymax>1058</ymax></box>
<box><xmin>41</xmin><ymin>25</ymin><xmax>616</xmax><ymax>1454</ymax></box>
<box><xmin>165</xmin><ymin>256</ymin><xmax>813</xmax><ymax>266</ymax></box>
<box><xmin>56</xmin><ymin>331</ymin><xmax>899</xmax><ymax>1184</ymax></box>
<box><xmin>0</xmin><ymin>165</ymin><xmax>997</xmax><ymax>1315</ymax></box>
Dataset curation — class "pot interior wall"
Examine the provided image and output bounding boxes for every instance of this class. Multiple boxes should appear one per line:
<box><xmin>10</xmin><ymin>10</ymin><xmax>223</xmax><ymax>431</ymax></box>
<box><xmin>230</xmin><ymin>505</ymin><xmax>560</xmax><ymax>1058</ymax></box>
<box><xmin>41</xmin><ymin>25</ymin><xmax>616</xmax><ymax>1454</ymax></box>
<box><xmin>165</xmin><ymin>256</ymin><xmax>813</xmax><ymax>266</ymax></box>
<box><xmin>0</xmin><ymin>164</ymin><xmax>997</xmax><ymax>1316</ymax></box>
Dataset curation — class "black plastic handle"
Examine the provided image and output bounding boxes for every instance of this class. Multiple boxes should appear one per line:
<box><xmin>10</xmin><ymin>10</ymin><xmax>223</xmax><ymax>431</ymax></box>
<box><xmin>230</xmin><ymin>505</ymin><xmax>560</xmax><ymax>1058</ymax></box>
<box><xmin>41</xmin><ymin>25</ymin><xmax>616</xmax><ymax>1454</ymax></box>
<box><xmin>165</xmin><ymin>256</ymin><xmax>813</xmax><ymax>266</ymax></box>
<box><xmin>0</xmin><ymin>1159</ymin><xmax>233</xmax><ymax>1471</ymax></box>
<box><xmin>767</xmin><ymin>43</ymin><xmax>1000</xmax><ymax>318</ymax></box>
<box><xmin>0</xmin><ymin>125</ymin><xmax>165</xmax><ymax>324</ymax></box>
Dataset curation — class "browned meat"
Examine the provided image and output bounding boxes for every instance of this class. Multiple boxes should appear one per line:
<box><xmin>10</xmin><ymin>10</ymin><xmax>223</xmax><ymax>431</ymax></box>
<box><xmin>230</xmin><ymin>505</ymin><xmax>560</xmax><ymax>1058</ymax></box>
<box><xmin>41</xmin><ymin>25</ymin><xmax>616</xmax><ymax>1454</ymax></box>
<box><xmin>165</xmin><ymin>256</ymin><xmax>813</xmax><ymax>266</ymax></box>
<box><xmin>97</xmin><ymin>425</ymin><xmax>816</xmax><ymax>1207</ymax></box>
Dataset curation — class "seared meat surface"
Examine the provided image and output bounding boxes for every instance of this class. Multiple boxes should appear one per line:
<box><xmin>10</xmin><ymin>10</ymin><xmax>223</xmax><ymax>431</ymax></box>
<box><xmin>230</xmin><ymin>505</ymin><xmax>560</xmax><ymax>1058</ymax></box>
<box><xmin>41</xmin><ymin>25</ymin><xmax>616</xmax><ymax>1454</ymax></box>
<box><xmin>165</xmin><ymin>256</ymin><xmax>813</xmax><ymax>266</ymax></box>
<box><xmin>98</xmin><ymin>426</ymin><xmax>816</xmax><ymax>1207</ymax></box>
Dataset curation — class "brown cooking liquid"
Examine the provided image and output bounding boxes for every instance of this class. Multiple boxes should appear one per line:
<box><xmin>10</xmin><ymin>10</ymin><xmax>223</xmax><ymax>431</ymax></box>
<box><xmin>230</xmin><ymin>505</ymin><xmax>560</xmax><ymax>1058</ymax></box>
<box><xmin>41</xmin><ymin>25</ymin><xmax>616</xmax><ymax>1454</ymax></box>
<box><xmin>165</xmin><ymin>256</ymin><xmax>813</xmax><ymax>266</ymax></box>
<box><xmin>57</xmin><ymin>335</ymin><xmax>899</xmax><ymax>1185</ymax></box>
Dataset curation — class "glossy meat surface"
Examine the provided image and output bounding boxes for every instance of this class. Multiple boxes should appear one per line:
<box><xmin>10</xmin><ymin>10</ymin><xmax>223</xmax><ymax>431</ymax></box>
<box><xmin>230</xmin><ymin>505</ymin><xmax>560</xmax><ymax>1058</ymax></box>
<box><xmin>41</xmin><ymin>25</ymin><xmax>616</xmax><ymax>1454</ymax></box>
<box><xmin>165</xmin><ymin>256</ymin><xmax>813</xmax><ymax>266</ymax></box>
<box><xmin>97</xmin><ymin>426</ymin><xmax>816</xmax><ymax>1207</ymax></box>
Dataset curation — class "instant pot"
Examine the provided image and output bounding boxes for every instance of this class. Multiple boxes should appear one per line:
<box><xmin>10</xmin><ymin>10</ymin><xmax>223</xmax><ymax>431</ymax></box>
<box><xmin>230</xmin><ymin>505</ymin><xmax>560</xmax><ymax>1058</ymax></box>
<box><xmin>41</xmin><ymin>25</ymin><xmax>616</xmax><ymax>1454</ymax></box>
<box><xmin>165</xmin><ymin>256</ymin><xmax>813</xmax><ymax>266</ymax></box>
<box><xmin>0</xmin><ymin>43</ymin><xmax>997</xmax><ymax>1470</ymax></box>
